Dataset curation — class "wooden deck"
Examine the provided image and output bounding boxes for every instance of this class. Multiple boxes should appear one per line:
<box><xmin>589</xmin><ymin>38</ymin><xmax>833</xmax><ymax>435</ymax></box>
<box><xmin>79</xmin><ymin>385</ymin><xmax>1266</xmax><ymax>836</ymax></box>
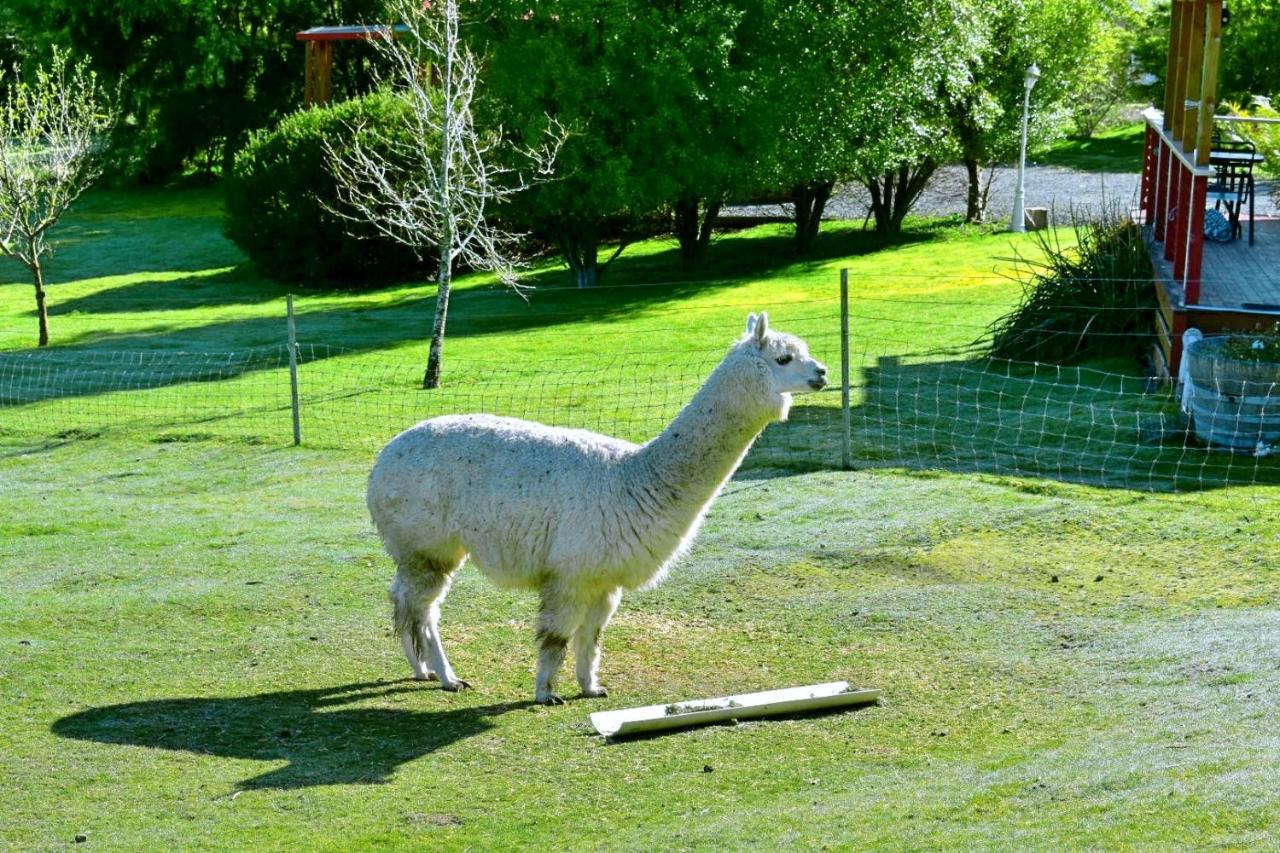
<box><xmin>1198</xmin><ymin>219</ymin><xmax>1280</xmax><ymax>311</ymax></box>
<box><xmin>1148</xmin><ymin>218</ymin><xmax>1280</xmax><ymax>377</ymax></box>
<box><xmin>1151</xmin><ymin>218</ymin><xmax>1280</xmax><ymax>314</ymax></box>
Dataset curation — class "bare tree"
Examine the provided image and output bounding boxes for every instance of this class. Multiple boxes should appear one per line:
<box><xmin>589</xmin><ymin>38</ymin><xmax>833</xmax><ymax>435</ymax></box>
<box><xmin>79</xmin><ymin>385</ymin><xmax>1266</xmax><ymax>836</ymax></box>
<box><xmin>328</xmin><ymin>0</ymin><xmax>563</xmax><ymax>389</ymax></box>
<box><xmin>0</xmin><ymin>51</ymin><xmax>115</xmax><ymax>347</ymax></box>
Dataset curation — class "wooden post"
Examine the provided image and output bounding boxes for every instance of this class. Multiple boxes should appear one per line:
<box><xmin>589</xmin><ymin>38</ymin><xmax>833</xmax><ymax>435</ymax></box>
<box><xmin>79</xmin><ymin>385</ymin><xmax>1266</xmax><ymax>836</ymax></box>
<box><xmin>840</xmin><ymin>269</ymin><xmax>852</xmax><ymax>471</ymax></box>
<box><xmin>1172</xmin><ymin>165</ymin><xmax>1190</xmax><ymax>276</ymax></box>
<box><xmin>287</xmin><ymin>294</ymin><xmax>302</xmax><ymax>446</ymax></box>
<box><xmin>1184</xmin><ymin>174</ymin><xmax>1208</xmax><ymax>305</ymax></box>
<box><xmin>1165</xmin><ymin>161</ymin><xmax>1181</xmax><ymax>262</ymax></box>
<box><xmin>1154</xmin><ymin>136</ymin><xmax>1169</xmax><ymax>241</ymax></box>
<box><xmin>1162</xmin><ymin>0</ymin><xmax>1183</xmax><ymax>130</ymax></box>
<box><xmin>1184</xmin><ymin>1</ymin><xmax>1222</xmax><ymax>306</ymax></box>
<box><xmin>1196</xmin><ymin>1</ymin><xmax>1223</xmax><ymax>166</ymax></box>
<box><xmin>1167</xmin><ymin>1</ymin><xmax>1189</xmax><ymax>139</ymax></box>
<box><xmin>1140</xmin><ymin>125</ymin><xmax>1154</xmax><ymax>223</ymax></box>
<box><xmin>1182</xmin><ymin>0</ymin><xmax>1207</xmax><ymax>152</ymax></box>
<box><xmin>303</xmin><ymin>40</ymin><xmax>334</xmax><ymax>106</ymax></box>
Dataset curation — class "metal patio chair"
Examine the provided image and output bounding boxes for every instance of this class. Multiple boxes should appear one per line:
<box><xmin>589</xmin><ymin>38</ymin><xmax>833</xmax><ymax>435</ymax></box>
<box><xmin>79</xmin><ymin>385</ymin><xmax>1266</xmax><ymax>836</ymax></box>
<box><xmin>1207</xmin><ymin>137</ymin><xmax>1258</xmax><ymax>245</ymax></box>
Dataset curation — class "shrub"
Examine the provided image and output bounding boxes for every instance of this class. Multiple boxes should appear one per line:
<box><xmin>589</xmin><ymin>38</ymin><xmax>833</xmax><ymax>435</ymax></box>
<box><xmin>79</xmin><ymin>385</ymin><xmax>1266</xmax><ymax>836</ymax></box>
<box><xmin>986</xmin><ymin>209</ymin><xmax>1156</xmax><ymax>364</ymax></box>
<box><xmin>225</xmin><ymin>91</ymin><xmax>428</xmax><ymax>286</ymax></box>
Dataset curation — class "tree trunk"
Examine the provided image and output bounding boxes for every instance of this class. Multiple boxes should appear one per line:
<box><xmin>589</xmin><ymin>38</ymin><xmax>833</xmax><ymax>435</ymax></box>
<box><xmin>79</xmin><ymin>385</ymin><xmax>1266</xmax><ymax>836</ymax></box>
<box><xmin>673</xmin><ymin>197</ymin><xmax>721</xmax><ymax>263</ymax></box>
<box><xmin>865</xmin><ymin>161</ymin><xmax>937</xmax><ymax>237</ymax></box>
<box><xmin>31</xmin><ymin>257</ymin><xmax>49</xmax><ymax>348</ymax></box>
<box><xmin>422</xmin><ymin>243</ymin><xmax>452</xmax><ymax>389</ymax></box>
<box><xmin>791</xmin><ymin>180</ymin><xmax>834</xmax><ymax>254</ymax></box>
<box><xmin>562</xmin><ymin>229</ymin><xmax>600</xmax><ymax>288</ymax></box>
<box><xmin>978</xmin><ymin>162</ymin><xmax>997</xmax><ymax>222</ymax></box>
<box><xmin>964</xmin><ymin>157</ymin><xmax>982</xmax><ymax>223</ymax></box>
<box><xmin>573</xmin><ymin>259</ymin><xmax>598</xmax><ymax>289</ymax></box>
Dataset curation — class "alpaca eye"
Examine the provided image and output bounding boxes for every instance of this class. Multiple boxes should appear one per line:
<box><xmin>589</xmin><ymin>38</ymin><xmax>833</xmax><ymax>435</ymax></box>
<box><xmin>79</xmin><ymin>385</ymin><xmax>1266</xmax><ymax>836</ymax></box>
<box><xmin>776</xmin><ymin>354</ymin><xmax>793</xmax><ymax>365</ymax></box>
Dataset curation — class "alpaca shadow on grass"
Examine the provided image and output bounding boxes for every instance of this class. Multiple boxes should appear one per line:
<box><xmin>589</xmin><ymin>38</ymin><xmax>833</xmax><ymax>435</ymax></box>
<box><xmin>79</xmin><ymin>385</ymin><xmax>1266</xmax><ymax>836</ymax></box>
<box><xmin>51</xmin><ymin>680</ymin><xmax>530</xmax><ymax>790</ymax></box>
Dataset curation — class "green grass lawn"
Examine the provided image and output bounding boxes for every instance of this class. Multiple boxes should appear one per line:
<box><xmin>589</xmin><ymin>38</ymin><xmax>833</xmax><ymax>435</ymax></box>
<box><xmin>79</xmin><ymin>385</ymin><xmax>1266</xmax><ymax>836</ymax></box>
<box><xmin>0</xmin><ymin>192</ymin><xmax>1035</xmax><ymax>457</ymax></box>
<box><xmin>1035</xmin><ymin>122</ymin><xmax>1146</xmax><ymax>173</ymax></box>
<box><xmin>2</xmin><ymin>191</ymin><xmax>1279</xmax><ymax>848</ymax></box>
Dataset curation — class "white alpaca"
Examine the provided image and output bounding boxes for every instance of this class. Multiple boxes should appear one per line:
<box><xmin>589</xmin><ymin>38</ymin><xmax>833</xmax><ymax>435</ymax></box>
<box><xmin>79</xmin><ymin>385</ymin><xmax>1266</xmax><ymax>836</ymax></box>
<box><xmin>367</xmin><ymin>312</ymin><xmax>827</xmax><ymax>704</ymax></box>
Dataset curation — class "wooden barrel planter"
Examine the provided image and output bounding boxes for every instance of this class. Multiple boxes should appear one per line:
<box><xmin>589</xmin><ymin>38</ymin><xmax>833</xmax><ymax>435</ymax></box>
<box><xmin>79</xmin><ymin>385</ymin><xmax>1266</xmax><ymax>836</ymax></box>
<box><xmin>1185</xmin><ymin>336</ymin><xmax>1280</xmax><ymax>450</ymax></box>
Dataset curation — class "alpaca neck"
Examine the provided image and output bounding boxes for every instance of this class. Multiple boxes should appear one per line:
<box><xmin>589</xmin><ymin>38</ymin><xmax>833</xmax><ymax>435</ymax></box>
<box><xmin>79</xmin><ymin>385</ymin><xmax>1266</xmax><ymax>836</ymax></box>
<box><xmin>630</xmin><ymin>356</ymin><xmax>781</xmax><ymax>518</ymax></box>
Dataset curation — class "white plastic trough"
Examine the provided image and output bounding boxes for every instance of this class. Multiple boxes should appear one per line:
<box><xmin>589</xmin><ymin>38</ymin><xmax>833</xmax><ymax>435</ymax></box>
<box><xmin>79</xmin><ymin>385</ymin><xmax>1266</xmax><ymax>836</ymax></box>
<box><xmin>589</xmin><ymin>681</ymin><xmax>880</xmax><ymax>738</ymax></box>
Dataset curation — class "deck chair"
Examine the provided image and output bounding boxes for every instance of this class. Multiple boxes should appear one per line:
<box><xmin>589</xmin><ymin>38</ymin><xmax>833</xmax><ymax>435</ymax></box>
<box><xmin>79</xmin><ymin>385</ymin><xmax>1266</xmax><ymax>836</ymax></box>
<box><xmin>1207</xmin><ymin>138</ymin><xmax>1257</xmax><ymax>245</ymax></box>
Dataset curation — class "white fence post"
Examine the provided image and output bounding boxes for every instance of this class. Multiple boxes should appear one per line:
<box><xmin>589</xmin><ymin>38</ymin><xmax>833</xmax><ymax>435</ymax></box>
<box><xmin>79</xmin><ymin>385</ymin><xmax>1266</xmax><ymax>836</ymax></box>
<box><xmin>840</xmin><ymin>268</ymin><xmax>852</xmax><ymax>471</ymax></box>
<box><xmin>287</xmin><ymin>294</ymin><xmax>302</xmax><ymax>446</ymax></box>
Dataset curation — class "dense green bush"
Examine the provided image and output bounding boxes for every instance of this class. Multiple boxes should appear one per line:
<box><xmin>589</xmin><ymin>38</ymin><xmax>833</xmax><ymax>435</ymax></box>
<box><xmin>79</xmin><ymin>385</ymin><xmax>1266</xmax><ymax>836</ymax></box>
<box><xmin>986</xmin><ymin>210</ymin><xmax>1156</xmax><ymax>364</ymax></box>
<box><xmin>8</xmin><ymin>0</ymin><xmax>386</xmax><ymax>181</ymax></box>
<box><xmin>224</xmin><ymin>91</ymin><xmax>427</xmax><ymax>286</ymax></box>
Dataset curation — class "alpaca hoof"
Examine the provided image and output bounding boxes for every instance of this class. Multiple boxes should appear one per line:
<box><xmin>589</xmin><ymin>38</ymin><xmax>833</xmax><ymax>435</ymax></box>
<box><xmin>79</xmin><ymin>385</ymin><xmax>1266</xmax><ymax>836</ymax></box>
<box><xmin>413</xmin><ymin>672</ymin><xmax>439</xmax><ymax>682</ymax></box>
<box><xmin>442</xmin><ymin>679</ymin><xmax>472</xmax><ymax>692</ymax></box>
<box><xmin>538</xmin><ymin>693</ymin><xmax>566</xmax><ymax>706</ymax></box>
<box><xmin>581</xmin><ymin>687</ymin><xmax>609</xmax><ymax>699</ymax></box>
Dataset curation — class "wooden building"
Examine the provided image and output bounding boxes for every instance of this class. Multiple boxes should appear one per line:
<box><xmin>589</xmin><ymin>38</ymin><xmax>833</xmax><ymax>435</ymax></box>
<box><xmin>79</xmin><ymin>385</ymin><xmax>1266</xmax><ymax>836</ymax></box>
<box><xmin>1140</xmin><ymin>0</ymin><xmax>1279</xmax><ymax>376</ymax></box>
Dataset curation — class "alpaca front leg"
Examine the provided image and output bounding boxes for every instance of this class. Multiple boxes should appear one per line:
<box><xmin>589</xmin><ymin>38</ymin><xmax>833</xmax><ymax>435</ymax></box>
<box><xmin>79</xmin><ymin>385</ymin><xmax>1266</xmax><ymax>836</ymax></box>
<box><xmin>574</xmin><ymin>588</ymin><xmax>621</xmax><ymax>698</ymax></box>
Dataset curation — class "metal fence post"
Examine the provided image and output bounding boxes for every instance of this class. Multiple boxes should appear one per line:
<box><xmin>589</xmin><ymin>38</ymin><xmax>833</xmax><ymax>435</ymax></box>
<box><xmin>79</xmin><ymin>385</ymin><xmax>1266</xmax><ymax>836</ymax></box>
<box><xmin>840</xmin><ymin>269</ymin><xmax>852</xmax><ymax>471</ymax></box>
<box><xmin>286</xmin><ymin>294</ymin><xmax>302</xmax><ymax>446</ymax></box>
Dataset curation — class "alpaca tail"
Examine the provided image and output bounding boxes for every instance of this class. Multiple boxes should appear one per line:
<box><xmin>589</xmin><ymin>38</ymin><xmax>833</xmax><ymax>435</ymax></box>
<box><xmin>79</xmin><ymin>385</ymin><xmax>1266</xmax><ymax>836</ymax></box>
<box><xmin>390</xmin><ymin>569</ymin><xmax>426</xmax><ymax>661</ymax></box>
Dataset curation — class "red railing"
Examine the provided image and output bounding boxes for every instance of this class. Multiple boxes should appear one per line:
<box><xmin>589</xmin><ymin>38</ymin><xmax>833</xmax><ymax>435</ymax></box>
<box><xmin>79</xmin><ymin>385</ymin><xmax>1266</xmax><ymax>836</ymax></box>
<box><xmin>1142</xmin><ymin>114</ymin><xmax>1213</xmax><ymax>305</ymax></box>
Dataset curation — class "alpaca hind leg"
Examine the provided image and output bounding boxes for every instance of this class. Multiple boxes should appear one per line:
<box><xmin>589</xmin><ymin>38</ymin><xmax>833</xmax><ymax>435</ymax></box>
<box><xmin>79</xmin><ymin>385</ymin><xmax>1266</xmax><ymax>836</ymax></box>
<box><xmin>399</xmin><ymin>630</ymin><xmax>435</xmax><ymax>681</ymax></box>
<box><xmin>574</xmin><ymin>588</ymin><xmax>622</xmax><ymax>698</ymax></box>
<box><xmin>390</xmin><ymin>555</ymin><xmax>468</xmax><ymax>690</ymax></box>
<box><xmin>391</xmin><ymin>569</ymin><xmax>434</xmax><ymax>681</ymax></box>
<box><xmin>421</xmin><ymin>583</ymin><xmax>470</xmax><ymax>691</ymax></box>
<box><xmin>534</xmin><ymin>588</ymin><xmax>584</xmax><ymax>705</ymax></box>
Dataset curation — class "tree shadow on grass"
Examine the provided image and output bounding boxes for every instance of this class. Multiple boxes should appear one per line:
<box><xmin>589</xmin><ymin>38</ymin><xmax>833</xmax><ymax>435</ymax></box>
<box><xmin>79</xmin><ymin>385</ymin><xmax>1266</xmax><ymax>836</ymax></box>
<box><xmin>51</xmin><ymin>680</ymin><xmax>531</xmax><ymax>790</ymax></box>
<box><xmin>1</xmin><ymin>222</ymin><xmax>935</xmax><ymax>409</ymax></box>
<box><xmin>515</xmin><ymin>218</ymin><xmax>939</xmax><ymax>292</ymax></box>
<box><xmin>47</xmin><ymin>268</ymin><xmax>284</xmax><ymax>316</ymax></box>
<box><xmin>31</xmin><ymin>216</ymin><xmax>934</xmax><ymax>320</ymax></box>
<box><xmin>741</xmin><ymin>354</ymin><xmax>1280</xmax><ymax>493</ymax></box>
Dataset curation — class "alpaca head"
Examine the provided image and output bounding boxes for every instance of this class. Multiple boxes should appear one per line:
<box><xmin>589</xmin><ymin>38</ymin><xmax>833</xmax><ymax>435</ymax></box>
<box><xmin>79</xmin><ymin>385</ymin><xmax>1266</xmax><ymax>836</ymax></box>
<box><xmin>741</xmin><ymin>311</ymin><xmax>827</xmax><ymax>398</ymax></box>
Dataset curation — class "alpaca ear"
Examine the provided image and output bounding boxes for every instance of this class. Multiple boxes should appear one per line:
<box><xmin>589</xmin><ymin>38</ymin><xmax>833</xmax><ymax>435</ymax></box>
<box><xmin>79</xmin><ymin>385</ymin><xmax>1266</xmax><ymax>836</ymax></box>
<box><xmin>745</xmin><ymin>312</ymin><xmax>758</xmax><ymax>336</ymax></box>
<box><xmin>753</xmin><ymin>311</ymin><xmax>769</xmax><ymax>346</ymax></box>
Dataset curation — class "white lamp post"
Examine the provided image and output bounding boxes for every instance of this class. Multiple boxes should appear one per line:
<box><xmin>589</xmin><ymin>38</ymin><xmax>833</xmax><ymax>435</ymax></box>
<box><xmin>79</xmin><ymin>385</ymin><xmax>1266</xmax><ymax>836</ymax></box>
<box><xmin>1011</xmin><ymin>62</ymin><xmax>1041</xmax><ymax>233</ymax></box>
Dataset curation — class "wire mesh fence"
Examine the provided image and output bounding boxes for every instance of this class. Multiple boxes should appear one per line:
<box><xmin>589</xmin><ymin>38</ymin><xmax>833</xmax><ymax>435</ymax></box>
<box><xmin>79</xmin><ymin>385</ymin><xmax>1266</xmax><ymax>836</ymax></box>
<box><xmin>1</xmin><ymin>274</ymin><xmax>1278</xmax><ymax>495</ymax></box>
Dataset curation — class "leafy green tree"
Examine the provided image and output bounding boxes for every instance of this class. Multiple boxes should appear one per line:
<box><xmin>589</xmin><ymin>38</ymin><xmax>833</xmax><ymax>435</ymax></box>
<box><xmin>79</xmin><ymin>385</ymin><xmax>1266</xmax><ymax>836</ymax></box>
<box><xmin>760</xmin><ymin>0</ymin><xmax>977</xmax><ymax>246</ymax></box>
<box><xmin>662</xmin><ymin>1</ymin><xmax>775</xmax><ymax>263</ymax></box>
<box><xmin>1060</xmin><ymin>0</ymin><xmax>1143</xmax><ymax>138</ymax></box>
<box><xmin>483</xmin><ymin>0</ymin><xmax>686</xmax><ymax>286</ymax></box>
<box><xmin>12</xmin><ymin>0</ymin><xmax>384</xmax><ymax>181</ymax></box>
<box><xmin>947</xmin><ymin>0</ymin><xmax>1127</xmax><ymax>222</ymax></box>
<box><xmin>1215</xmin><ymin>0</ymin><xmax>1280</xmax><ymax>102</ymax></box>
<box><xmin>1134</xmin><ymin>0</ymin><xmax>1278</xmax><ymax>108</ymax></box>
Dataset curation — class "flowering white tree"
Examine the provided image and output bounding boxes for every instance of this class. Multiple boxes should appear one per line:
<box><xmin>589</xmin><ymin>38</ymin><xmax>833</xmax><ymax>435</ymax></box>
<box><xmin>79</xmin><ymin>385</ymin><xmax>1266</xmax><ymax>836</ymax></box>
<box><xmin>0</xmin><ymin>52</ymin><xmax>115</xmax><ymax>347</ymax></box>
<box><xmin>329</xmin><ymin>0</ymin><xmax>564</xmax><ymax>389</ymax></box>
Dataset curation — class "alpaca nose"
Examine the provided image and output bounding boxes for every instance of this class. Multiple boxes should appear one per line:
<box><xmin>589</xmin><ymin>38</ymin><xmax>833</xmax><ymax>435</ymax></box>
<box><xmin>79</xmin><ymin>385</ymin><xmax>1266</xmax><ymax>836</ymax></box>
<box><xmin>816</xmin><ymin>365</ymin><xmax>827</xmax><ymax>376</ymax></box>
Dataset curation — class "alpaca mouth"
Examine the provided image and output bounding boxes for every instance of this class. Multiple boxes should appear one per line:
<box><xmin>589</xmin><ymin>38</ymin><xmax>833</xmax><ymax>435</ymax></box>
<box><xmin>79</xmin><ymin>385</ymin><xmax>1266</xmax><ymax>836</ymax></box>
<box><xmin>808</xmin><ymin>378</ymin><xmax>827</xmax><ymax>391</ymax></box>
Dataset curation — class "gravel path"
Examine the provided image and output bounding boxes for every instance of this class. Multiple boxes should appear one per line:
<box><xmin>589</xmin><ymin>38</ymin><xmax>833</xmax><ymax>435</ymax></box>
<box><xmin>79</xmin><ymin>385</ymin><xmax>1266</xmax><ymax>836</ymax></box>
<box><xmin>724</xmin><ymin>163</ymin><xmax>1279</xmax><ymax>223</ymax></box>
